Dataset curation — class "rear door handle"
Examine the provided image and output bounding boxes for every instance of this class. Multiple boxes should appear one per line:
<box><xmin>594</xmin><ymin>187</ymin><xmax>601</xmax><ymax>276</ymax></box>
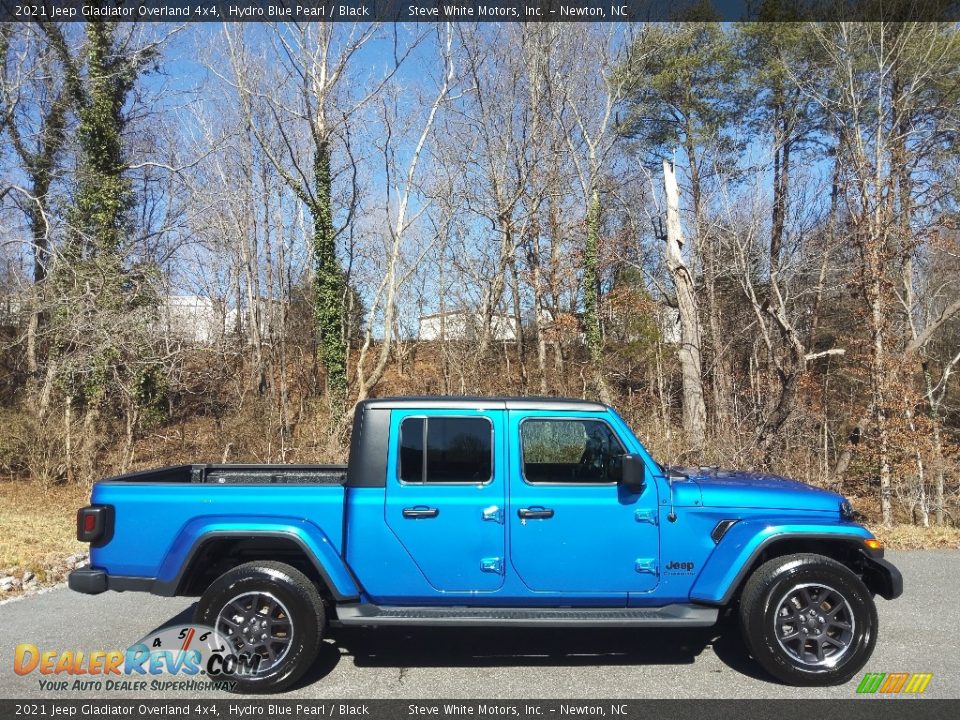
<box><xmin>402</xmin><ymin>506</ymin><xmax>439</xmax><ymax>519</ymax></box>
<box><xmin>518</xmin><ymin>507</ymin><xmax>554</xmax><ymax>519</ymax></box>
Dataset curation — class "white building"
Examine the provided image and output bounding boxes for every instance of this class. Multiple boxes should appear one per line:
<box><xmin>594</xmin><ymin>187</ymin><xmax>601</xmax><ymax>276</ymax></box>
<box><xmin>418</xmin><ymin>309</ymin><xmax>517</xmax><ymax>342</ymax></box>
<box><xmin>0</xmin><ymin>292</ymin><xmax>23</xmax><ymax>330</ymax></box>
<box><xmin>159</xmin><ymin>295</ymin><xmax>237</xmax><ymax>345</ymax></box>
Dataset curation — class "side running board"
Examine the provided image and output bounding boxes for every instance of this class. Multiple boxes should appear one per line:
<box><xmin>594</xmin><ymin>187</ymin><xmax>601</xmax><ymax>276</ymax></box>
<box><xmin>334</xmin><ymin>603</ymin><xmax>718</xmax><ymax>628</ymax></box>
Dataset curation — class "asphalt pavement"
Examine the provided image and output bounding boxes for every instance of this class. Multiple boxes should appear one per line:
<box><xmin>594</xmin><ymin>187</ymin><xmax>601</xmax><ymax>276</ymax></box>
<box><xmin>1</xmin><ymin>550</ymin><xmax>956</xmax><ymax>699</ymax></box>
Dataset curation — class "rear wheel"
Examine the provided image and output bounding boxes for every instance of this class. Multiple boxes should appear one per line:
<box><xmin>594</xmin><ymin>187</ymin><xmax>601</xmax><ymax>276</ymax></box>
<box><xmin>739</xmin><ymin>553</ymin><xmax>877</xmax><ymax>686</ymax></box>
<box><xmin>195</xmin><ymin>561</ymin><xmax>324</xmax><ymax>693</ymax></box>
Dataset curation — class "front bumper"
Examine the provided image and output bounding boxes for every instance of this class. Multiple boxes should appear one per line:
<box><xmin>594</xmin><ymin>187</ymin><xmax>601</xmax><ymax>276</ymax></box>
<box><xmin>862</xmin><ymin>554</ymin><xmax>904</xmax><ymax>600</ymax></box>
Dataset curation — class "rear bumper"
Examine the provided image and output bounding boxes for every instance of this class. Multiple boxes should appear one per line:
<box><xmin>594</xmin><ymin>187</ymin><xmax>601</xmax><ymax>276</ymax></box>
<box><xmin>68</xmin><ymin>568</ymin><xmax>154</xmax><ymax>595</ymax></box>
<box><xmin>68</xmin><ymin>568</ymin><xmax>107</xmax><ymax>594</ymax></box>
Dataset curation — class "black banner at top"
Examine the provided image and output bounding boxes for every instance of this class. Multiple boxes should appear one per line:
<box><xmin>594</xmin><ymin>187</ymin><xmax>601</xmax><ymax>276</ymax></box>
<box><xmin>1</xmin><ymin>0</ymin><xmax>959</xmax><ymax>22</ymax></box>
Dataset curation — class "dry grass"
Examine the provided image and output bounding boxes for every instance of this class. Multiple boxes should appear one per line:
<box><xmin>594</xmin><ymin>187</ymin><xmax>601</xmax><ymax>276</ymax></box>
<box><xmin>873</xmin><ymin>524</ymin><xmax>960</xmax><ymax>550</ymax></box>
<box><xmin>0</xmin><ymin>481</ymin><xmax>88</xmax><ymax>580</ymax></box>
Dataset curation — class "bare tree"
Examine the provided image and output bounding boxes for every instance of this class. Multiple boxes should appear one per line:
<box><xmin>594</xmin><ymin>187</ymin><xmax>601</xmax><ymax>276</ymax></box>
<box><xmin>662</xmin><ymin>159</ymin><xmax>707</xmax><ymax>450</ymax></box>
<box><xmin>809</xmin><ymin>22</ymin><xmax>960</xmax><ymax>525</ymax></box>
<box><xmin>221</xmin><ymin>23</ymin><xmax>418</xmax><ymax>413</ymax></box>
<box><xmin>558</xmin><ymin>27</ymin><xmax>632</xmax><ymax>403</ymax></box>
<box><xmin>0</xmin><ymin>24</ymin><xmax>77</xmax><ymax>383</ymax></box>
<box><xmin>354</xmin><ymin>25</ymin><xmax>455</xmax><ymax>406</ymax></box>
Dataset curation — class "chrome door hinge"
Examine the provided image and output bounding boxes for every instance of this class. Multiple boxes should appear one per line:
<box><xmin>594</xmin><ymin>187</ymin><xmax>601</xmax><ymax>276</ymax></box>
<box><xmin>480</xmin><ymin>557</ymin><xmax>504</xmax><ymax>575</ymax></box>
<box><xmin>635</xmin><ymin>558</ymin><xmax>658</xmax><ymax>575</ymax></box>
<box><xmin>634</xmin><ymin>508</ymin><xmax>658</xmax><ymax>525</ymax></box>
<box><xmin>481</xmin><ymin>505</ymin><xmax>503</xmax><ymax>524</ymax></box>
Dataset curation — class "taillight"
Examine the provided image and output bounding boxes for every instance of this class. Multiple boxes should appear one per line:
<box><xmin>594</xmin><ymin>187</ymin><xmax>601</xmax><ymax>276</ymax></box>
<box><xmin>77</xmin><ymin>505</ymin><xmax>111</xmax><ymax>545</ymax></box>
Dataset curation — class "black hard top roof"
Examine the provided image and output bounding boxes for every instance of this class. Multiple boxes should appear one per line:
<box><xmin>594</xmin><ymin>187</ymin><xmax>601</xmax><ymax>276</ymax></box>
<box><xmin>357</xmin><ymin>396</ymin><xmax>609</xmax><ymax>412</ymax></box>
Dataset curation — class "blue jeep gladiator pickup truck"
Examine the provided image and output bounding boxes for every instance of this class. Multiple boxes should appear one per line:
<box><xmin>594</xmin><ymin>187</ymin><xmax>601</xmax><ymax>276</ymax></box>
<box><xmin>70</xmin><ymin>396</ymin><xmax>901</xmax><ymax>692</ymax></box>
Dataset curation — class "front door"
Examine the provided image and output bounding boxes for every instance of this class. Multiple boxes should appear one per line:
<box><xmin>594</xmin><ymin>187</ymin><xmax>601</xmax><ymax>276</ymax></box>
<box><xmin>508</xmin><ymin>412</ymin><xmax>661</xmax><ymax>593</ymax></box>
<box><xmin>385</xmin><ymin>408</ymin><xmax>506</xmax><ymax>593</ymax></box>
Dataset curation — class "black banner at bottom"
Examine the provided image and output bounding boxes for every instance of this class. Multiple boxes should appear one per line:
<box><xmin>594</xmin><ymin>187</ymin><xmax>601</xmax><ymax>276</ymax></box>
<box><xmin>1</xmin><ymin>699</ymin><xmax>957</xmax><ymax>720</ymax></box>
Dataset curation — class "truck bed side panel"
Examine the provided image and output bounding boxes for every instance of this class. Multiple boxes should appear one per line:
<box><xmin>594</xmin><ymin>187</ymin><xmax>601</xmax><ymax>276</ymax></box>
<box><xmin>89</xmin><ymin>483</ymin><xmax>358</xmax><ymax>599</ymax></box>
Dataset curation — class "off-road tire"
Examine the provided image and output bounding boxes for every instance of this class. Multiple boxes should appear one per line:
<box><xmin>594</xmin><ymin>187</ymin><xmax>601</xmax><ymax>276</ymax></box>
<box><xmin>739</xmin><ymin>553</ymin><xmax>877</xmax><ymax>686</ymax></box>
<box><xmin>195</xmin><ymin>561</ymin><xmax>325</xmax><ymax>693</ymax></box>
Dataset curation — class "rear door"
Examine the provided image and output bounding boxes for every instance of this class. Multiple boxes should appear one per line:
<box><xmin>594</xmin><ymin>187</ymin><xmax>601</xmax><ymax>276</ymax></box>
<box><xmin>385</xmin><ymin>408</ymin><xmax>506</xmax><ymax>593</ymax></box>
<box><xmin>507</xmin><ymin>411</ymin><xmax>660</xmax><ymax>594</ymax></box>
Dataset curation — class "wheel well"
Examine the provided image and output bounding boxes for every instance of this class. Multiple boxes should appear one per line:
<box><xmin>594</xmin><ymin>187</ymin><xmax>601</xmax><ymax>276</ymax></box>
<box><xmin>729</xmin><ymin>537</ymin><xmax>875</xmax><ymax>603</ymax></box>
<box><xmin>176</xmin><ymin>536</ymin><xmax>336</xmax><ymax>605</ymax></box>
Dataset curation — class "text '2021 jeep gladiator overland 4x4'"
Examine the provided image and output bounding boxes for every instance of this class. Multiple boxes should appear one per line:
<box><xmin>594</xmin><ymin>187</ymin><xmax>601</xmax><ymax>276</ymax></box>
<box><xmin>70</xmin><ymin>397</ymin><xmax>901</xmax><ymax>692</ymax></box>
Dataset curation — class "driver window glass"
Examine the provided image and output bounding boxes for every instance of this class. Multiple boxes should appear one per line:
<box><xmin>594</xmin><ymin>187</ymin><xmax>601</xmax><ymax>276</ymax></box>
<box><xmin>399</xmin><ymin>416</ymin><xmax>492</xmax><ymax>484</ymax></box>
<box><xmin>521</xmin><ymin>419</ymin><xmax>625</xmax><ymax>484</ymax></box>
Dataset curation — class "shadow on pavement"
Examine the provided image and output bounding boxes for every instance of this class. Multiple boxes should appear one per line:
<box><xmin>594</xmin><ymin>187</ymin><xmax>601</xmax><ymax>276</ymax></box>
<box><xmin>147</xmin><ymin>603</ymin><xmax>774</xmax><ymax>692</ymax></box>
<box><xmin>293</xmin><ymin>612</ymin><xmax>773</xmax><ymax>690</ymax></box>
<box><xmin>145</xmin><ymin>603</ymin><xmax>198</xmax><ymax>638</ymax></box>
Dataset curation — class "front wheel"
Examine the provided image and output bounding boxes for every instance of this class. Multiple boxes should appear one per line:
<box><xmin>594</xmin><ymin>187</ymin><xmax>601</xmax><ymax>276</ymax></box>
<box><xmin>739</xmin><ymin>553</ymin><xmax>877</xmax><ymax>686</ymax></box>
<box><xmin>195</xmin><ymin>561</ymin><xmax>325</xmax><ymax>693</ymax></box>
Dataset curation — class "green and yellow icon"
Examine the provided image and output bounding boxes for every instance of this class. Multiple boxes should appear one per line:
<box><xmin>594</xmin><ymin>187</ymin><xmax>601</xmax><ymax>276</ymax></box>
<box><xmin>856</xmin><ymin>672</ymin><xmax>933</xmax><ymax>695</ymax></box>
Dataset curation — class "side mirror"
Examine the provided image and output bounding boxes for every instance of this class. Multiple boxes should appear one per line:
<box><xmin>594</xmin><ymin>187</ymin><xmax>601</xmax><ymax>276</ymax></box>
<box><xmin>620</xmin><ymin>454</ymin><xmax>646</xmax><ymax>493</ymax></box>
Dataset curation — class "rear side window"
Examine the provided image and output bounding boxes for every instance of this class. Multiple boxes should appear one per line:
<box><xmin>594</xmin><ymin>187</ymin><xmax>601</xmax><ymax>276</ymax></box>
<box><xmin>521</xmin><ymin>419</ymin><xmax>625</xmax><ymax>484</ymax></box>
<box><xmin>399</xmin><ymin>416</ymin><xmax>492</xmax><ymax>484</ymax></box>
<box><xmin>399</xmin><ymin>417</ymin><xmax>425</xmax><ymax>483</ymax></box>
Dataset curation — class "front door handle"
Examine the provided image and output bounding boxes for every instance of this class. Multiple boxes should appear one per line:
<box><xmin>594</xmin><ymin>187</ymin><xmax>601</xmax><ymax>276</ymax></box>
<box><xmin>402</xmin><ymin>506</ymin><xmax>439</xmax><ymax>519</ymax></box>
<box><xmin>518</xmin><ymin>507</ymin><xmax>555</xmax><ymax>519</ymax></box>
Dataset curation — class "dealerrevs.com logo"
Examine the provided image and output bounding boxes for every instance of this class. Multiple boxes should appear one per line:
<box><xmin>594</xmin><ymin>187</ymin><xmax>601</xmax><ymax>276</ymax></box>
<box><xmin>12</xmin><ymin>624</ymin><xmax>260</xmax><ymax>692</ymax></box>
<box><xmin>856</xmin><ymin>672</ymin><xmax>934</xmax><ymax>695</ymax></box>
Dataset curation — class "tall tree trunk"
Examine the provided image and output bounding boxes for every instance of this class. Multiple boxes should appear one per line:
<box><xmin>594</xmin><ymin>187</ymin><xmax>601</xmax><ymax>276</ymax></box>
<box><xmin>685</xmin><ymin>139</ymin><xmax>729</xmax><ymax>430</ymax></box>
<box><xmin>904</xmin><ymin>405</ymin><xmax>929</xmax><ymax>527</ymax></box>
<box><xmin>547</xmin><ymin>183</ymin><xmax>565</xmax><ymax>379</ymax></box>
<box><xmin>477</xmin><ymin>222</ymin><xmax>513</xmax><ymax>360</ymax></box>
<box><xmin>663</xmin><ymin>160</ymin><xmax>707</xmax><ymax>450</ymax></box>
<box><xmin>583</xmin><ymin>189</ymin><xmax>609</xmax><ymax>402</ymax></box>
<box><xmin>921</xmin><ymin>361</ymin><xmax>947</xmax><ymax>526</ymax></box>
<box><xmin>769</xmin><ymin>117</ymin><xmax>791</xmax><ymax>305</ymax></box>
<box><xmin>755</xmin><ymin>113</ymin><xmax>802</xmax><ymax>459</ymax></box>
<box><xmin>240</xmin><ymin>152</ymin><xmax>265</xmax><ymax>395</ymax></box>
<box><xmin>26</xmin><ymin>306</ymin><xmax>39</xmax><ymax>377</ymax></box>
<box><xmin>438</xmin><ymin>227</ymin><xmax>452</xmax><ymax>395</ymax></box>
<box><xmin>64</xmin><ymin>394</ymin><xmax>73</xmax><ymax>484</ymax></box>
<box><xmin>313</xmin><ymin>139</ymin><xmax>347</xmax><ymax>411</ymax></box>
<box><xmin>526</xmin><ymin>228</ymin><xmax>549</xmax><ymax>395</ymax></box>
<box><xmin>509</xmin><ymin>251</ymin><xmax>527</xmax><ymax>390</ymax></box>
<box><xmin>866</xmin><ymin>262</ymin><xmax>893</xmax><ymax>527</ymax></box>
<box><xmin>80</xmin><ymin>404</ymin><xmax>99</xmax><ymax>486</ymax></box>
<box><xmin>26</xmin><ymin>201</ymin><xmax>50</xmax><ymax>381</ymax></box>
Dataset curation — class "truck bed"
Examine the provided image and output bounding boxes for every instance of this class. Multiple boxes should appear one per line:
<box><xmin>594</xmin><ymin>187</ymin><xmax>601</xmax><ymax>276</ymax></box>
<box><xmin>100</xmin><ymin>463</ymin><xmax>347</xmax><ymax>485</ymax></box>
<box><xmin>89</xmin><ymin>479</ymin><xmax>348</xmax><ymax>583</ymax></box>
